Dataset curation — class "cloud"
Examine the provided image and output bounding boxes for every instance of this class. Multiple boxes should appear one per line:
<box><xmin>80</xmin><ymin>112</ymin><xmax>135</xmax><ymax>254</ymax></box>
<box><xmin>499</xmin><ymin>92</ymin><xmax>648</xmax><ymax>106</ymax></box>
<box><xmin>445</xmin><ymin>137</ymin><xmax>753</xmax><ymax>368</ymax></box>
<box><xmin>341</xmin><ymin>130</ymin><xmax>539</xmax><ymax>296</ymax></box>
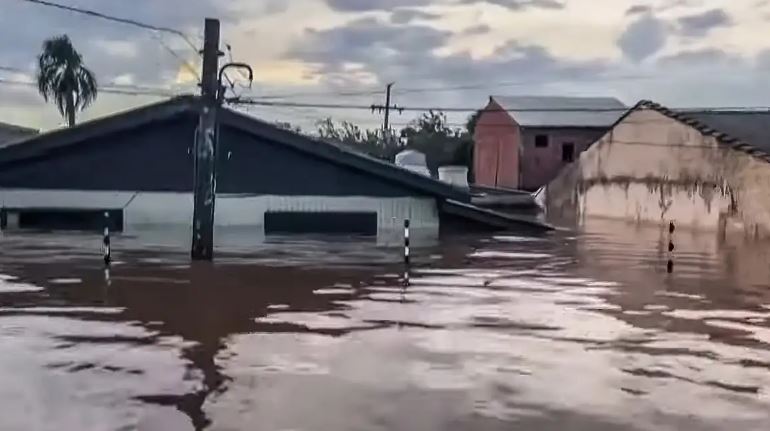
<box><xmin>677</xmin><ymin>9</ymin><xmax>732</xmax><ymax>37</ymax></box>
<box><xmin>658</xmin><ymin>48</ymin><xmax>742</xmax><ymax>67</ymax></box>
<box><xmin>390</xmin><ymin>8</ymin><xmax>441</xmax><ymax>24</ymax></box>
<box><xmin>0</xmin><ymin>0</ymin><xmax>233</xmax><ymax>86</ymax></box>
<box><xmin>462</xmin><ymin>24</ymin><xmax>492</xmax><ymax>35</ymax></box>
<box><xmin>324</xmin><ymin>0</ymin><xmax>431</xmax><ymax>12</ymax></box>
<box><xmin>625</xmin><ymin>5</ymin><xmax>651</xmax><ymax>16</ymax></box>
<box><xmin>617</xmin><ymin>13</ymin><xmax>668</xmax><ymax>62</ymax></box>
<box><xmin>657</xmin><ymin>0</ymin><xmax>701</xmax><ymax>12</ymax></box>
<box><xmin>288</xmin><ymin>17</ymin><xmax>607</xmax><ymax>93</ymax></box>
<box><xmin>0</xmin><ymin>85</ymin><xmax>42</xmax><ymax>108</ymax></box>
<box><xmin>291</xmin><ymin>18</ymin><xmax>451</xmax><ymax>67</ymax></box>
<box><xmin>457</xmin><ymin>0</ymin><xmax>565</xmax><ymax>10</ymax></box>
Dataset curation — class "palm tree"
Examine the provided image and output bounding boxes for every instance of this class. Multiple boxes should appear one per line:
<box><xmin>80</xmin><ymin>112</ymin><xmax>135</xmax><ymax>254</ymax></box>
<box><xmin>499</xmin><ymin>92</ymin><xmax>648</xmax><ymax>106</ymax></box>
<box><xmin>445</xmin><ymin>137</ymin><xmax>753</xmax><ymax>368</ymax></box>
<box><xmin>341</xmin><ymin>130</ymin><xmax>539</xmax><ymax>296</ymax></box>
<box><xmin>36</xmin><ymin>35</ymin><xmax>97</xmax><ymax>127</ymax></box>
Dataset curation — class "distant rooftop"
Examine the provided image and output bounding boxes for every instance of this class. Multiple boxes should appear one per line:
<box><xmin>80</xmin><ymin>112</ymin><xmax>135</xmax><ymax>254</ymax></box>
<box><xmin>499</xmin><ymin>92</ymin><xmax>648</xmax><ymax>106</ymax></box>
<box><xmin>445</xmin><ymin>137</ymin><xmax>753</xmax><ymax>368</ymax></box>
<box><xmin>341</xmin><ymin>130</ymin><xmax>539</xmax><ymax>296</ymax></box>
<box><xmin>490</xmin><ymin>95</ymin><xmax>627</xmax><ymax>128</ymax></box>
<box><xmin>678</xmin><ymin>110</ymin><xmax>770</xmax><ymax>154</ymax></box>
<box><xmin>0</xmin><ymin>121</ymin><xmax>38</xmax><ymax>146</ymax></box>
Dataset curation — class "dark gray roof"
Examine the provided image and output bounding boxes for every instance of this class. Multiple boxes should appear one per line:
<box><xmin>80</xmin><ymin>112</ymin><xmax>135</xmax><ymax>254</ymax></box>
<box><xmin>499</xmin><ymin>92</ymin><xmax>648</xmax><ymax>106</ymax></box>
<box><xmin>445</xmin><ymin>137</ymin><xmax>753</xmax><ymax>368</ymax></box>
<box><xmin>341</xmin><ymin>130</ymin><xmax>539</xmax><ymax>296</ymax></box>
<box><xmin>679</xmin><ymin>110</ymin><xmax>770</xmax><ymax>154</ymax></box>
<box><xmin>491</xmin><ymin>95</ymin><xmax>626</xmax><ymax>128</ymax></box>
<box><xmin>0</xmin><ymin>96</ymin><xmax>468</xmax><ymax>202</ymax></box>
<box><xmin>0</xmin><ymin>120</ymin><xmax>38</xmax><ymax>146</ymax></box>
<box><xmin>626</xmin><ymin>101</ymin><xmax>770</xmax><ymax>164</ymax></box>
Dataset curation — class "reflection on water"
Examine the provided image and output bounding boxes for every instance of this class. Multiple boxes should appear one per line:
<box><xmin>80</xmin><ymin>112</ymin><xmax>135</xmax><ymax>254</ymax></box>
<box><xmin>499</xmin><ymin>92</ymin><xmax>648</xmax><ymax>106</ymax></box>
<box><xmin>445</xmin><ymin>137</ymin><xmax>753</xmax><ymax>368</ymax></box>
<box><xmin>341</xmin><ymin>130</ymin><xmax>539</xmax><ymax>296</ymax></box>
<box><xmin>1</xmin><ymin>221</ymin><xmax>769</xmax><ymax>431</ymax></box>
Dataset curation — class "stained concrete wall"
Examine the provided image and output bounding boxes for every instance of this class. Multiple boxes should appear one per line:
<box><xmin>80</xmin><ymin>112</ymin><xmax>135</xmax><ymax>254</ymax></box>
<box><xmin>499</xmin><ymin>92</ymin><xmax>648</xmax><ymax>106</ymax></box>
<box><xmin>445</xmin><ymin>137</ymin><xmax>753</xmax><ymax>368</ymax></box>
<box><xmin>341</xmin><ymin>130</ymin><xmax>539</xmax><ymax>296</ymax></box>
<box><xmin>545</xmin><ymin>108</ymin><xmax>770</xmax><ymax>237</ymax></box>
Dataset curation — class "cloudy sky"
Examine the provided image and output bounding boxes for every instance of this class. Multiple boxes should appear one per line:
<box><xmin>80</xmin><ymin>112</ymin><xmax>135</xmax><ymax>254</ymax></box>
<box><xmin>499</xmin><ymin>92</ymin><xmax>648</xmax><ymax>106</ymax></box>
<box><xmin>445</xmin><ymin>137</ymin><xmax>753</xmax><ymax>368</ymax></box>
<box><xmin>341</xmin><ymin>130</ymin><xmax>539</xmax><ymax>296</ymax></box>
<box><xmin>1</xmin><ymin>0</ymin><xmax>769</xmax><ymax>132</ymax></box>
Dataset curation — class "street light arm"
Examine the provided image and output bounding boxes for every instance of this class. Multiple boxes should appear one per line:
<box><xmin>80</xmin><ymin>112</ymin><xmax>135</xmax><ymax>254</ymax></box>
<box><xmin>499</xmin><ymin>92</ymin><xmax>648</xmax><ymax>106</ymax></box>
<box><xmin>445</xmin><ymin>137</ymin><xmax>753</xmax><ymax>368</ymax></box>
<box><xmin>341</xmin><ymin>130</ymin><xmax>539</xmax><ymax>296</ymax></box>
<box><xmin>218</xmin><ymin>62</ymin><xmax>254</xmax><ymax>102</ymax></box>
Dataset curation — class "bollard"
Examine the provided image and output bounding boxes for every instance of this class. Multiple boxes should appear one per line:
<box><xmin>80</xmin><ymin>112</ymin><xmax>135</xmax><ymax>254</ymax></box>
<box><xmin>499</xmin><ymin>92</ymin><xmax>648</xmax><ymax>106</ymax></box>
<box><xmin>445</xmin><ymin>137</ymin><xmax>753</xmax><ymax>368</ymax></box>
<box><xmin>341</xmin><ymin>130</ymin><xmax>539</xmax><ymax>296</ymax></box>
<box><xmin>667</xmin><ymin>221</ymin><xmax>675</xmax><ymax>274</ymax></box>
<box><xmin>103</xmin><ymin>211</ymin><xmax>111</xmax><ymax>266</ymax></box>
<box><xmin>403</xmin><ymin>219</ymin><xmax>410</xmax><ymax>287</ymax></box>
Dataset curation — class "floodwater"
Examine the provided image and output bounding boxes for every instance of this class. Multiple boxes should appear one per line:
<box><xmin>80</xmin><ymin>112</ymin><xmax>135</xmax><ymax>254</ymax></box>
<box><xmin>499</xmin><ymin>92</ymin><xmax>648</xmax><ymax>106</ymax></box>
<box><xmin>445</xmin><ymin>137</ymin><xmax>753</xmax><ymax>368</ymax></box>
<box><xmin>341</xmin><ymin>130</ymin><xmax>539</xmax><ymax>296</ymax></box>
<box><xmin>1</xmin><ymin>221</ymin><xmax>770</xmax><ymax>431</ymax></box>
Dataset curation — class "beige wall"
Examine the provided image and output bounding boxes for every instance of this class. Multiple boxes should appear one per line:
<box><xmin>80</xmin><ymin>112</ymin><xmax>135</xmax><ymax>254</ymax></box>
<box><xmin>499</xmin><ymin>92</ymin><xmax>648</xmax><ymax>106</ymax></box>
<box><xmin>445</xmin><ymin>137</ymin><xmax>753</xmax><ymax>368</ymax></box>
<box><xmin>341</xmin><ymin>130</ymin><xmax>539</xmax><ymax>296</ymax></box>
<box><xmin>545</xmin><ymin>108</ymin><xmax>770</xmax><ymax>238</ymax></box>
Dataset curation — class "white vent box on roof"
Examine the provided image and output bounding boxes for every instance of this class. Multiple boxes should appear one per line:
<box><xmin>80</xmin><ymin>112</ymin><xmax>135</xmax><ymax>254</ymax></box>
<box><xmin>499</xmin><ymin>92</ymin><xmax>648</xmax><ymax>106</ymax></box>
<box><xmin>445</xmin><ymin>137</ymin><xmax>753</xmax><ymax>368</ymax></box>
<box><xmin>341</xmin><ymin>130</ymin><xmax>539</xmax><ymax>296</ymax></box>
<box><xmin>395</xmin><ymin>149</ymin><xmax>430</xmax><ymax>177</ymax></box>
<box><xmin>438</xmin><ymin>166</ymin><xmax>469</xmax><ymax>188</ymax></box>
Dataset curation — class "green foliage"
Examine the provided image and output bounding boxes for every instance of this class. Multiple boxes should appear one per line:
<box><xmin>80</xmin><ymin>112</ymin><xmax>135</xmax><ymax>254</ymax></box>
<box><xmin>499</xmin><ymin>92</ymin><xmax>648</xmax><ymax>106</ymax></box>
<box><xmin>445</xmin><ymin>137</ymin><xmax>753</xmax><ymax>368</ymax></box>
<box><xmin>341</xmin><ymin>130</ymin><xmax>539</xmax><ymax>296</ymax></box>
<box><xmin>37</xmin><ymin>35</ymin><xmax>97</xmax><ymax>127</ymax></box>
<box><xmin>316</xmin><ymin>118</ymin><xmax>397</xmax><ymax>159</ymax></box>
<box><xmin>466</xmin><ymin>110</ymin><xmax>481</xmax><ymax>136</ymax></box>
<box><xmin>400</xmin><ymin>111</ymin><xmax>473</xmax><ymax>174</ymax></box>
<box><xmin>315</xmin><ymin>110</ymin><xmax>478</xmax><ymax>175</ymax></box>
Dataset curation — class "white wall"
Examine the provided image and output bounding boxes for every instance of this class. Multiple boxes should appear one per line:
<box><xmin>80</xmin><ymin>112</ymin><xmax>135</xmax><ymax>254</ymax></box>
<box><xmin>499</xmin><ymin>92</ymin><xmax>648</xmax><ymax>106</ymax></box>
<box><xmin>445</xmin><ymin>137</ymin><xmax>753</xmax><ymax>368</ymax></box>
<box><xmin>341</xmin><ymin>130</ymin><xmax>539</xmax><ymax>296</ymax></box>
<box><xmin>0</xmin><ymin>189</ymin><xmax>439</xmax><ymax>243</ymax></box>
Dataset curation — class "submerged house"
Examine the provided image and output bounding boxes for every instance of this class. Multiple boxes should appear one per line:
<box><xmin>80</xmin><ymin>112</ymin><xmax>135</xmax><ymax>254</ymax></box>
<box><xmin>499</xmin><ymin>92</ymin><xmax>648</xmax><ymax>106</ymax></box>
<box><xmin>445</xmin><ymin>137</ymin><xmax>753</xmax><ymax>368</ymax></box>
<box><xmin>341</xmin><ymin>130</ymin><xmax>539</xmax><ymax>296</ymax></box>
<box><xmin>0</xmin><ymin>121</ymin><xmax>37</xmax><ymax>146</ymax></box>
<box><xmin>473</xmin><ymin>96</ymin><xmax>626</xmax><ymax>191</ymax></box>
<box><xmin>544</xmin><ymin>100</ymin><xmax>770</xmax><ymax>237</ymax></box>
<box><xmin>0</xmin><ymin>96</ymin><xmax>548</xmax><ymax>244</ymax></box>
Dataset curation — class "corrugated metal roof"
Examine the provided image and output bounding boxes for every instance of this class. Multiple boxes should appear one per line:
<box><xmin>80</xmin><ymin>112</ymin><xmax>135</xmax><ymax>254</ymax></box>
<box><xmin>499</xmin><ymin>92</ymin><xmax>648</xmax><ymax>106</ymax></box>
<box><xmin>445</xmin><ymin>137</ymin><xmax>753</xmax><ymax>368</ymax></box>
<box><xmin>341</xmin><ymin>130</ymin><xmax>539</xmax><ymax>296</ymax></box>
<box><xmin>0</xmin><ymin>121</ymin><xmax>38</xmax><ymax>146</ymax></box>
<box><xmin>679</xmin><ymin>110</ymin><xmax>770</xmax><ymax>154</ymax></box>
<box><xmin>491</xmin><ymin>95</ymin><xmax>627</xmax><ymax>128</ymax></box>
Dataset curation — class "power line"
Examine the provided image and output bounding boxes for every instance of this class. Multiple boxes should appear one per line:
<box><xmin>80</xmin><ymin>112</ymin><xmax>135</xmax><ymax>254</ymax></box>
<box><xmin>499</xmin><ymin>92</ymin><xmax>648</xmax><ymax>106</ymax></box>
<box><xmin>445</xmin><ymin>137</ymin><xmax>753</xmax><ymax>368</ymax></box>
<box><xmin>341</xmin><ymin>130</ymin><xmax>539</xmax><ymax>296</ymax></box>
<box><xmin>16</xmin><ymin>0</ymin><xmax>201</xmax><ymax>81</ymax></box>
<box><xmin>241</xmin><ymin>74</ymin><xmax>659</xmax><ymax>101</ymax></box>
<box><xmin>0</xmin><ymin>77</ymin><xmax>181</xmax><ymax>97</ymax></box>
<box><xmin>0</xmin><ymin>65</ymin><xmax>27</xmax><ymax>73</ymax></box>
<box><xmin>148</xmin><ymin>32</ymin><xmax>200</xmax><ymax>82</ymax></box>
<box><xmin>227</xmin><ymin>98</ymin><xmax>626</xmax><ymax>113</ymax></box>
<box><xmin>226</xmin><ymin>98</ymin><xmax>770</xmax><ymax>114</ymax></box>
<box><xmin>244</xmin><ymin>88</ymin><xmax>385</xmax><ymax>100</ymax></box>
<box><xmin>391</xmin><ymin>74</ymin><xmax>658</xmax><ymax>96</ymax></box>
<box><xmin>17</xmin><ymin>0</ymin><xmax>198</xmax><ymax>51</ymax></box>
<box><xmin>0</xmin><ymin>67</ymin><xmax>194</xmax><ymax>93</ymax></box>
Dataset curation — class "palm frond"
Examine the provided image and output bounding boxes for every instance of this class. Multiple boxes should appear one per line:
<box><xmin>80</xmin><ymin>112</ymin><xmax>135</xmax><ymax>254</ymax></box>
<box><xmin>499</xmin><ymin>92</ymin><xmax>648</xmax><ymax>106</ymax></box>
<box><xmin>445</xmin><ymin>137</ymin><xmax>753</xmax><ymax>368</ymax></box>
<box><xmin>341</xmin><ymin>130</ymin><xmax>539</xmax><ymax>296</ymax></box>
<box><xmin>36</xmin><ymin>34</ymin><xmax>97</xmax><ymax>125</ymax></box>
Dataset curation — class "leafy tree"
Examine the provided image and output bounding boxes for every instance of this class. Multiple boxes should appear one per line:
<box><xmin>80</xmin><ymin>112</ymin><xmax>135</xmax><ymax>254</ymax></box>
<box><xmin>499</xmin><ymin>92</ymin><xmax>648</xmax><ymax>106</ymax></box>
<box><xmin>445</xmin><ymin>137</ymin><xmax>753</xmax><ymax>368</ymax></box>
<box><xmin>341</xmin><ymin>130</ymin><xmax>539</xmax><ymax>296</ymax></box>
<box><xmin>37</xmin><ymin>35</ymin><xmax>97</xmax><ymax>127</ymax></box>
<box><xmin>466</xmin><ymin>110</ymin><xmax>481</xmax><ymax>136</ymax></box>
<box><xmin>399</xmin><ymin>111</ymin><xmax>472</xmax><ymax>174</ymax></box>
<box><xmin>314</xmin><ymin>111</ymin><xmax>478</xmax><ymax>176</ymax></box>
<box><xmin>316</xmin><ymin>118</ymin><xmax>396</xmax><ymax>159</ymax></box>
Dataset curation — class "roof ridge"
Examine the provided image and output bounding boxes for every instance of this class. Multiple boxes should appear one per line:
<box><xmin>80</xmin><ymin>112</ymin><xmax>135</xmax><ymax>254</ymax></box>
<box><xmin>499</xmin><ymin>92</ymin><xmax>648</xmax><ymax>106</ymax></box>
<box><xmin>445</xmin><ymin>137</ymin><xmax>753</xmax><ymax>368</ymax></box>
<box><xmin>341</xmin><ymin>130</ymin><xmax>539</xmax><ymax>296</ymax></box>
<box><xmin>0</xmin><ymin>95</ymin><xmax>197</xmax><ymax>154</ymax></box>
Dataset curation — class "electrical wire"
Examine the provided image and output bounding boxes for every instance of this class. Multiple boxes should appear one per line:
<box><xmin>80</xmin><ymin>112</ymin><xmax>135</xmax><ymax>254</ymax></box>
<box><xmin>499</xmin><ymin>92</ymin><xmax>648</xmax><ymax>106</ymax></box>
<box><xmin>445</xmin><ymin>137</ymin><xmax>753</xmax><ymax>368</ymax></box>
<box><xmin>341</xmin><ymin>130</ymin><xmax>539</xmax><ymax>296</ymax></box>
<box><xmin>0</xmin><ymin>67</ymin><xmax>195</xmax><ymax>93</ymax></box>
<box><xmin>0</xmin><ymin>66</ymin><xmax>27</xmax><ymax>73</ymax></box>
<box><xmin>16</xmin><ymin>0</ymin><xmax>202</xmax><ymax>82</ymax></box>
<box><xmin>17</xmin><ymin>0</ymin><xmax>199</xmax><ymax>51</ymax></box>
<box><xmin>391</xmin><ymin>74</ymin><xmax>658</xmax><ymax>96</ymax></box>
<box><xmin>243</xmin><ymin>88</ymin><xmax>386</xmax><ymax>100</ymax></box>
<box><xmin>234</xmin><ymin>73</ymin><xmax>659</xmax><ymax>101</ymax></box>
<box><xmin>227</xmin><ymin>98</ymin><xmax>770</xmax><ymax>114</ymax></box>
<box><xmin>0</xmin><ymin>77</ymin><xmax>182</xmax><ymax>97</ymax></box>
<box><xmin>147</xmin><ymin>32</ymin><xmax>200</xmax><ymax>82</ymax></box>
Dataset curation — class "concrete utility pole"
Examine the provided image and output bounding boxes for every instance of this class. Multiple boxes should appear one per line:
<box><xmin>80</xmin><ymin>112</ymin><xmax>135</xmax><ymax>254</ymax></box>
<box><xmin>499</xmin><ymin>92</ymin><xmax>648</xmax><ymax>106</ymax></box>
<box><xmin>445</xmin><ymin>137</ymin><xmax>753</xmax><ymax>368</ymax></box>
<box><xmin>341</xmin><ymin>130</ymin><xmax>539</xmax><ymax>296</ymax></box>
<box><xmin>372</xmin><ymin>82</ymin><xmax>402</xmax><ymax>145</ymax></box>
<box><xmin>191</xmin><ymin>18</ymin><xmax>221</xmax><ymax>260</ymax></box>
<box><xmin>383</xmin><ymin>82</ymin><xmax>394</xmax><ymax>137</ymax></box>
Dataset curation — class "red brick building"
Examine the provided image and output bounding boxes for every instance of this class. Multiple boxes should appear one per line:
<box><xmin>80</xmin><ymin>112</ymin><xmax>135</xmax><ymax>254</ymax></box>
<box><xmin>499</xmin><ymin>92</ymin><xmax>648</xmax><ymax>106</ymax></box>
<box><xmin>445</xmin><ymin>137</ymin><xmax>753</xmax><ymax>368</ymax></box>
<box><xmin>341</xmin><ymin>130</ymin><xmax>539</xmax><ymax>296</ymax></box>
<box><xmin>473</xmin><ymin>96</ymin><xmax>626</xmax><ymax>191</ymax></box>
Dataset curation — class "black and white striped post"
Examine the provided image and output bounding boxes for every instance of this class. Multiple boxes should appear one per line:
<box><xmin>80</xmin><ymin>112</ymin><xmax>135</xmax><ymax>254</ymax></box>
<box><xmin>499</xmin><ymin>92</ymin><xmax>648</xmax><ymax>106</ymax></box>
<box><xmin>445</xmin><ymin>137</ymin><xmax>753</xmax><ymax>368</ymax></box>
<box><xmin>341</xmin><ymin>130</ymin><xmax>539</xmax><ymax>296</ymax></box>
<box><xmin>403</xmin><ymin>218</ymin><xmax>410</xmax><ymax>286</ymax></box>
<box><xmin>103</xmin><ymin>211</ymin><xmax>111</xmax><ymax>266</ymax></box>
<box><xmin>667</xmin><ymin>221</ymin><xmax>675</xmax><ymax>274</ymax></box>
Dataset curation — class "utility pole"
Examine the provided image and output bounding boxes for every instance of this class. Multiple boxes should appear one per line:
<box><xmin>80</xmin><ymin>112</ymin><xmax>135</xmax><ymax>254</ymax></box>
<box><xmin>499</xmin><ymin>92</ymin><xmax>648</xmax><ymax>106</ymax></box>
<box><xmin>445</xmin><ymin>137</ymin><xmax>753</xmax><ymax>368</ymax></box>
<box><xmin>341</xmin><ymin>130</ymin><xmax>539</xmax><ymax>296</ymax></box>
<box><xmin>371</xmin><ymin>82</ymin><xmax>402</xmax><ymax>145</ymax></box>
<box><xmin>383</xmin><ymin>82</ymin><xmax>394</xmax><ymax>137</ymax></box>
<box><xmin>191</xmin><ymin>18</ymin><xmax>221</xmax><ymax>261</ymax></box>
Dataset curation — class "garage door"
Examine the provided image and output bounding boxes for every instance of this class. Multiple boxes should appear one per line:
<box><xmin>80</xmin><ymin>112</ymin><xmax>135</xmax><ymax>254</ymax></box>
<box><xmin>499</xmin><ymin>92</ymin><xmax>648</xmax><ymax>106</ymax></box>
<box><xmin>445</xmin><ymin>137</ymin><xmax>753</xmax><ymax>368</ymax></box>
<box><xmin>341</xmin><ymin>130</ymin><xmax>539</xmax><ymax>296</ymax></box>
<box><xmin>264</xmin><ymin>212</ymin><xmax>378</xmax><ymax>235</ymax></box>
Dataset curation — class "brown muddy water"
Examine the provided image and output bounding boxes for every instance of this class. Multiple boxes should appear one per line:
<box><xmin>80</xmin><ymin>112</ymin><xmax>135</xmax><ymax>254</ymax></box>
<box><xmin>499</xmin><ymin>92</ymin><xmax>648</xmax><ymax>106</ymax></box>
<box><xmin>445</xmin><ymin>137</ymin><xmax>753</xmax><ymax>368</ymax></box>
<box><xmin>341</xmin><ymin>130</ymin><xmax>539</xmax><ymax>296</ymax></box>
<box><xmin>1</xmin><ymin>221</ymin><xmax>770</xmax><ymax>431</ymax></box>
